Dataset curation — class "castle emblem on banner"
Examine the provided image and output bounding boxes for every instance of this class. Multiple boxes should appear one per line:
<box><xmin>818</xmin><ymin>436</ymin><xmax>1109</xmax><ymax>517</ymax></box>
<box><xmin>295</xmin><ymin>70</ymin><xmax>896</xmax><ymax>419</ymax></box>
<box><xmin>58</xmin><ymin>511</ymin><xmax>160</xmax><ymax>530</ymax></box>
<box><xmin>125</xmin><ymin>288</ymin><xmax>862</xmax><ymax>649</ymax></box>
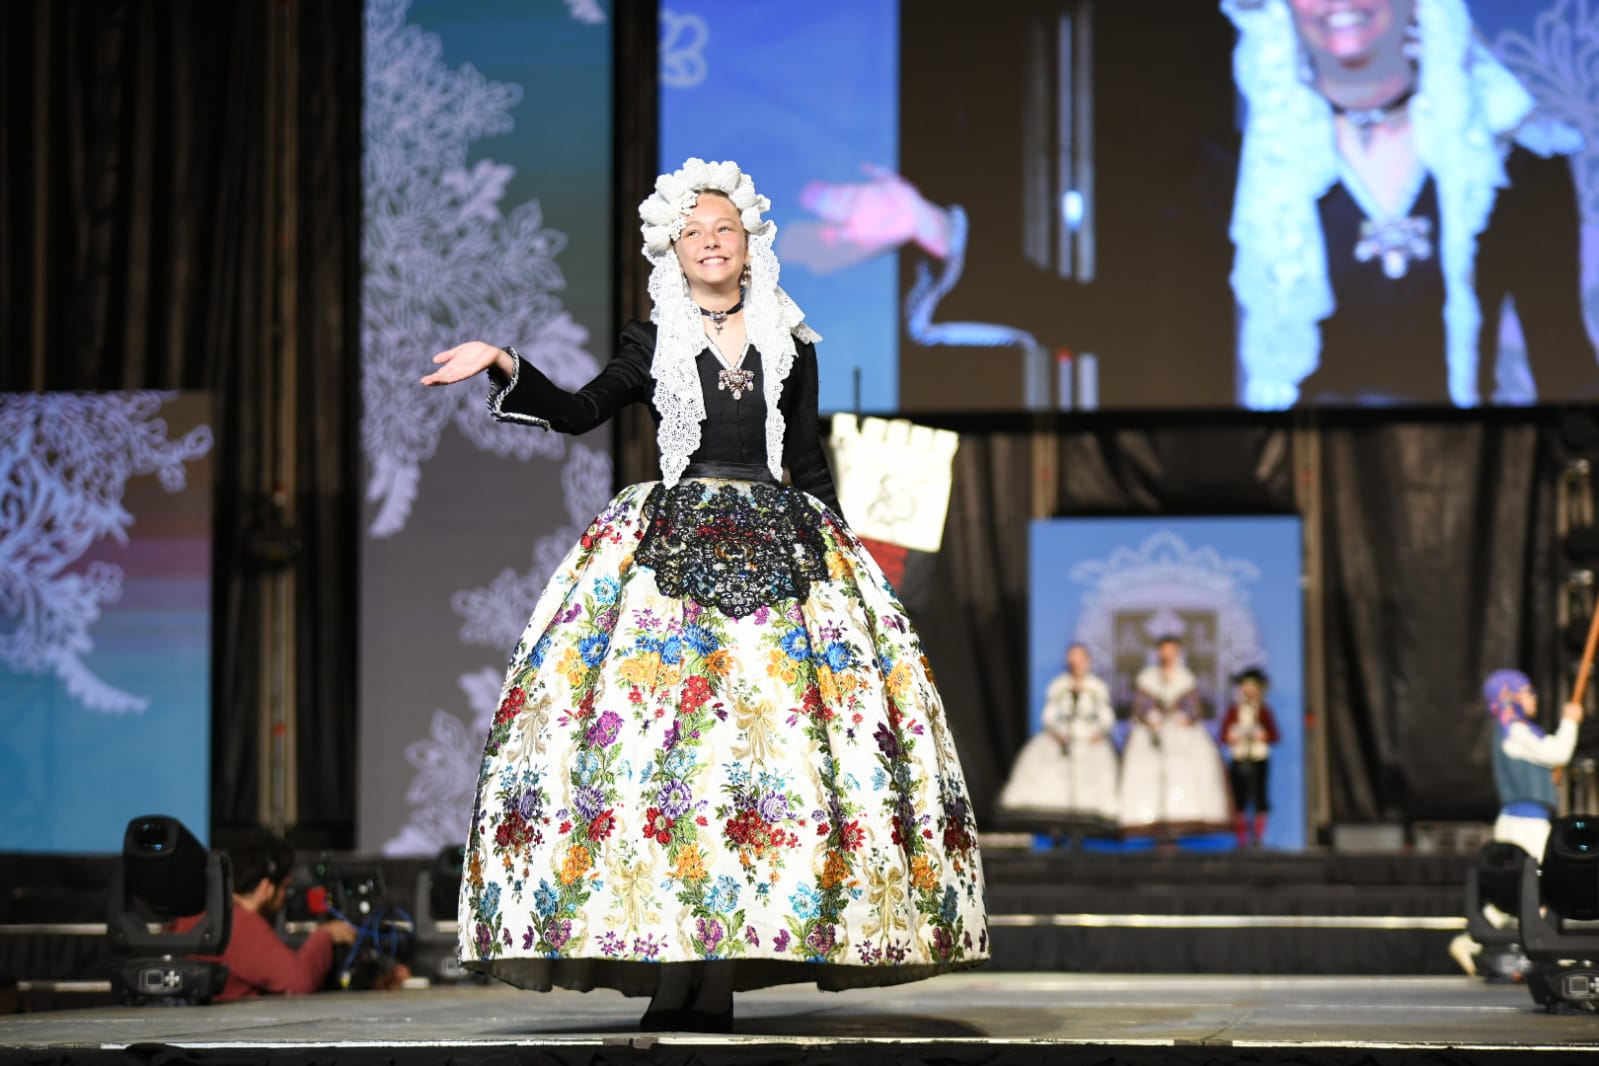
<box><xmin>1069</xmin><ymin>531</ymin><xmax>1269</xmax><ymax>715</ymax></box>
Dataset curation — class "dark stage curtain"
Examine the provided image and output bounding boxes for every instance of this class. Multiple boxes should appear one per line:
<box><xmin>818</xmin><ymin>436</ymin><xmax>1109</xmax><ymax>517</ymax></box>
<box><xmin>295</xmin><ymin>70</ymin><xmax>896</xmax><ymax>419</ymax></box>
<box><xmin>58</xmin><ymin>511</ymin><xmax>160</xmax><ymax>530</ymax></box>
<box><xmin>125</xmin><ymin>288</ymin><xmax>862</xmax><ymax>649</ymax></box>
<box><xmin>1319</xmin><ymin>418</ymin><xmax>1561</xmax><ymax>823</ymax></box>
<box><xmin>1</xmin><ymin>1</ymin><xmax>362</xmax><ymax>845</ymax></box>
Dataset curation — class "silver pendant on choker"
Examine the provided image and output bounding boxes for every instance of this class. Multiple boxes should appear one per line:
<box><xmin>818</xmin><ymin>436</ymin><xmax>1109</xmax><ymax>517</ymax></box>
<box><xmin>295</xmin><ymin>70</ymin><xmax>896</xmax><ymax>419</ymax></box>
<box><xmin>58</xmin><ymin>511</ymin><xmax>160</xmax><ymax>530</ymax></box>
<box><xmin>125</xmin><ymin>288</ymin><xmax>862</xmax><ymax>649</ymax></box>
<box><xmin>1355</xmin><ymin>215</ymin><xmax>1432</xmax><ymax>280</ymax></box>
<box><xmin>718</xmin><ymin>366</ymin><xmax>754</xmax><ymax>400</ymax></box>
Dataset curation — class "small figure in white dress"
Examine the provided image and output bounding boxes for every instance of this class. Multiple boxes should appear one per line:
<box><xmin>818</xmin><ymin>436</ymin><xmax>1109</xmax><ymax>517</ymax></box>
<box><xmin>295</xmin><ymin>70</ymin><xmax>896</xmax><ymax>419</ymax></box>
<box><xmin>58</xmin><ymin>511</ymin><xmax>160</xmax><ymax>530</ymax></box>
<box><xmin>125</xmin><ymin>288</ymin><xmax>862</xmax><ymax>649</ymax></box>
<box><xmin>1118</xmin><ymin>635</ymin><xmax>1231</xmax><ymax>838</ymax></box>
<box><xmin>997</xmin><ymin>643</ymin><xmax>1119</xmax><ymax>831</ymax></box>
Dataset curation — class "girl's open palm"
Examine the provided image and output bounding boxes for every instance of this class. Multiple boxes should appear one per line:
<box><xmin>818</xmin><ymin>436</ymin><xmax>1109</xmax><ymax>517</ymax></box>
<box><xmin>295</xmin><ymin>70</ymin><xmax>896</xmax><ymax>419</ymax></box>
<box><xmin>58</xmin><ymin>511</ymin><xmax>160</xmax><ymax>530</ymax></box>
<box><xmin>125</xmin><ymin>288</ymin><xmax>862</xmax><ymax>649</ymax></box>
<box><xmin>421</xmin><ymin>341</ymin><xmax>512</xmax><ymax>386</ymax></box>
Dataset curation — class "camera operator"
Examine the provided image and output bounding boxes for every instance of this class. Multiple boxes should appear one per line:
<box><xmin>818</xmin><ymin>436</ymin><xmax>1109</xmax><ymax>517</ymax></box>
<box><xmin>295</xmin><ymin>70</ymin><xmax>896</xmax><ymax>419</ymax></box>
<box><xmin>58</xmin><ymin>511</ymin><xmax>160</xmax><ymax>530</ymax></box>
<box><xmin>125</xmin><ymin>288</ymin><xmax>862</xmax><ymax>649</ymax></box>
<box><xmin>172</xmin><ymin>829</ymin><xmax>361</xmax><ymax>1000</ymax></box>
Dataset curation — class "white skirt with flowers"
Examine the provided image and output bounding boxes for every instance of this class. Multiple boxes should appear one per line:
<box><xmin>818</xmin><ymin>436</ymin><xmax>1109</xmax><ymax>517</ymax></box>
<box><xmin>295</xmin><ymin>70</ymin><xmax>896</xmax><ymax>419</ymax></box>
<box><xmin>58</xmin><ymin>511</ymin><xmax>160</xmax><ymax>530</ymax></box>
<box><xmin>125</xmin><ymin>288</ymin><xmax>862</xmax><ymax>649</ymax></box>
<box><xmin>457</xmin><ymin>477</ymin><xmax>988</xmax><ymax>995</ymax></box>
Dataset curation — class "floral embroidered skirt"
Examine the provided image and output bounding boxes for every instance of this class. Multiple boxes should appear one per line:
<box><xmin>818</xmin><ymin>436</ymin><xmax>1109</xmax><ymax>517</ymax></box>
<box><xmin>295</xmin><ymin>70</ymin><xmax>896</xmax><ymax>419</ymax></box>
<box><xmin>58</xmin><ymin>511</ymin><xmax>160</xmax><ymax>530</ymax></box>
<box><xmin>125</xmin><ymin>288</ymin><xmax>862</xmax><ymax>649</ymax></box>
<box><xmin>458</xmin><ymin>478</ymin><xmax>989</xmax><ymax>995</ymax></box>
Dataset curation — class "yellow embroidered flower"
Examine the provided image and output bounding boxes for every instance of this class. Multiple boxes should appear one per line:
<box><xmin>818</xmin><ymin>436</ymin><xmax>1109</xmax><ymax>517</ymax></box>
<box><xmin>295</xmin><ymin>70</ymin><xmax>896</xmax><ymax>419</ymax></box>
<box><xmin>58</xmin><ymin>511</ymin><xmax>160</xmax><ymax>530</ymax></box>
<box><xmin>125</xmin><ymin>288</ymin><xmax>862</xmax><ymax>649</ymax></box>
<box><xmin>817</xmin><ymin>665</ymin><xmax>840</xmax><ymax>704</ymax></box>
<box><xmin>619</xmin><ymin>653</ymin><xmax>663</xmax><ymax>687</ymax></box>
<box><xmin>672</xmin><ymin>844</ymin><xmax>708</xmax><ymax>883</ymax></box>
<box><xmin>767</xmin><ymin>651</ymin><xmax>799</xmax><ymax>685</ymax></box>
<box><xmin>820</xmin><ymin>850</ymin><xmax>849</xmax><ymax>890</ymax></box>
<box><xmin>559</xmin><ymin>844</ymin><xmax>592</xmax><ymax>885</ymax></box>
<box><xmin>909</xmin><ymin>854</ymin><xmax>939</xmax><ymax>893</ymax></box>
<box><xmin>706</xmin><ymin>649</ymin><xmax>734</xmax><ymax>677</ymax></box>
<box><xmin>825</xmin><ymin>550</ymin><xmax>853</xmax><ymax>581</ymax></box>
<box><xmin>886</xmin><ymin>660</ymin><xmax>913</xmax><ymax>700</ymax></box>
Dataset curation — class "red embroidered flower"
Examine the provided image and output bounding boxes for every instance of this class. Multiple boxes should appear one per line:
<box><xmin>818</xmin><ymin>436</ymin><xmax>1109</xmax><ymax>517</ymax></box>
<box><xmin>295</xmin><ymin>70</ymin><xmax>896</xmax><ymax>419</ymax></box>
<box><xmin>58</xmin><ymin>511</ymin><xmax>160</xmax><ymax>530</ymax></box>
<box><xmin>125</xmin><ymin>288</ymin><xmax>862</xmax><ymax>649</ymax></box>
<box><xmin>680</xmin><ymin>675</ymin><xmax>713</xmax><ymax>716</ymax></box>
<box><xmin>494</xmin><ymin>688</ymin><xmax>526</xmax><ymax>727</ymax></box>
<box><xmin>588</xmin><ymin>809</ymin><xmax>616</xmax><ymax>842</ymax></box>
<box><xmin>839</xmin><ymin>820</ymin><xmax>865</xmax><ymax>852</ymax></box>
<box><xmin>643</xmin><ymin>806</ymin><xmax>675</xmax><ymax>845</ymax></box>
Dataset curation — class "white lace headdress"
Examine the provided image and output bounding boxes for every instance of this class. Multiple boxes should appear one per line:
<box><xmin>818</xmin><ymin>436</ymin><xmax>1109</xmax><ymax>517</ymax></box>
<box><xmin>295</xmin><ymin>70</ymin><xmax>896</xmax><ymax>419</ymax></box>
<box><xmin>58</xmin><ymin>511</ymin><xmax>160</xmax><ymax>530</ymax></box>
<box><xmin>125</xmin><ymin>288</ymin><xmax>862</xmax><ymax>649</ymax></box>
<box><xmin>638</xmin><ymin>157</ymin><xmax>821</xmax><ymax>487</ymax></box>
<box><xmin>1222</xmin><ymin>0</ymin><xmax>1565</xmax><ymax>408</ymax></box>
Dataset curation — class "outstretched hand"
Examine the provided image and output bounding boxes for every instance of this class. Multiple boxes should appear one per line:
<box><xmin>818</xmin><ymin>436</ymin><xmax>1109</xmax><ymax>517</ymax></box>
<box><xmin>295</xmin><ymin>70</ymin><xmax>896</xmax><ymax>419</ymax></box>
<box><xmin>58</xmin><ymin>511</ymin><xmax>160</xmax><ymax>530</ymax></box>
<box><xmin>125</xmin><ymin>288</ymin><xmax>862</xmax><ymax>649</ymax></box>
<box><xmin>420</xmin><ymin>341</ymin><xmax>514</xmax><ymax>386</ymax></box>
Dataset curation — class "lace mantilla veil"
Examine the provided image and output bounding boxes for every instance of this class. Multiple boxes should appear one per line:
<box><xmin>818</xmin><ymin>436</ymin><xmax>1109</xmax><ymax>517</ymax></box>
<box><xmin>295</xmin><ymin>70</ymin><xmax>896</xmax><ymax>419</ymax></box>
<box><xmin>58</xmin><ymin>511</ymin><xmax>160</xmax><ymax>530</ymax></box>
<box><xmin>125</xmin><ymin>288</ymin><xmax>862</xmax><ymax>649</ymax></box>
<box><xmin>638</xmin><ymin>158</ymin><xmax>821</xmax><ymax>487</ymax></box>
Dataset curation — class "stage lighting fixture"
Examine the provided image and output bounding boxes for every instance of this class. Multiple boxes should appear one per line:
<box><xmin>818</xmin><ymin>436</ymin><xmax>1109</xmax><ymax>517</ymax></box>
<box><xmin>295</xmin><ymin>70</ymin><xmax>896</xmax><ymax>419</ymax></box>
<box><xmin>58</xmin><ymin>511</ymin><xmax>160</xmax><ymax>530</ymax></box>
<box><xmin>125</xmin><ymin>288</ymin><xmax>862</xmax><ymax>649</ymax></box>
<box><xmin>107</xmin><ymin>815</ymin><xmax>232</xmax><ymax>1005</ymax></box>
<box><xmin>1519</xmin><ymin>817</ymin><xmax>1599</xmax><ymax>1012</ymax></box>
<box><xmin>429</xmin><ymin>844</ymin><xmax>465</xmax><ymax>921</ymax></box>
<box><xmin>1463</xmin><ymin>842</ymin><xmax>1530</xmax><ymax>982</ymax></box>
<box><xmin>414</xmin><ymin>844</ymin><xmax>471</xmax><ymax>983</ymax></box>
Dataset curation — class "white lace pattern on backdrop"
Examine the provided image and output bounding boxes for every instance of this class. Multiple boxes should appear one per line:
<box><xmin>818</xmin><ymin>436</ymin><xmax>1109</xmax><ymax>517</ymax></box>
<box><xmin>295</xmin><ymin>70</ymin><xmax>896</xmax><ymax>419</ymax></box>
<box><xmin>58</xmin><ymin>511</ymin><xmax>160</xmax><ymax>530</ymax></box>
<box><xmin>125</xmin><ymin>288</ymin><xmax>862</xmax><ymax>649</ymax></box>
<box><xmin>361</xmin><ymin>0</ymin><xmax>603</xmax><ymax>539</ymax></box>
<box><xmin>366</xmin><ymin>0</ymin><xmax>615</xmax><ymax>854</ymax></box>
<box><xmin>0</xmin><ymin>393</ymin><xmax>213</xmax><ymax>714</ymax></box>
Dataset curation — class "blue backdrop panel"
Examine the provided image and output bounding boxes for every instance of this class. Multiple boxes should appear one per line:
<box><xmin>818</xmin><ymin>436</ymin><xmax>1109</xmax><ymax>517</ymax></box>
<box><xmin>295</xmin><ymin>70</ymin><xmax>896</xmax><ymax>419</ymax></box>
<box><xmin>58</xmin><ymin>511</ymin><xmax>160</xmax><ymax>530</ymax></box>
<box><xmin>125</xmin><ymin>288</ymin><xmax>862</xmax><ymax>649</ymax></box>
<box><xmin>1028</xmin><ymin>516</ymin><xmax>1305</xmax><ymax>851</ymax></box>
<box><xmin>0</xmin><ymin>393</ymin><xmax>214</xmax><ymax>852</ymax></box>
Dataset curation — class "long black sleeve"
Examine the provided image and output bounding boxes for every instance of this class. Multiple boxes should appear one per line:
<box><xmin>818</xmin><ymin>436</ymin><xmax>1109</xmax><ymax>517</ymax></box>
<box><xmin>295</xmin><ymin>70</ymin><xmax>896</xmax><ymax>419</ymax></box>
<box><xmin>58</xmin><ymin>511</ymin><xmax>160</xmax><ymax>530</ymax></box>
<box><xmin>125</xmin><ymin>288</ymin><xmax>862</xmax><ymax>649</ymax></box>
<box><xmin>781</xmin><ymin>339</ymin><xmax>841</xmax><ymax>513</ymax></box>
<box><xmin>487</xmin><ymin>323</ymin><xmax>652</xmax><ymax>434</ymax></box>
<box><xmin>1478</xmin><ymin>149</ymin><xmax>1599</xmax><ymax>402</ymax></box>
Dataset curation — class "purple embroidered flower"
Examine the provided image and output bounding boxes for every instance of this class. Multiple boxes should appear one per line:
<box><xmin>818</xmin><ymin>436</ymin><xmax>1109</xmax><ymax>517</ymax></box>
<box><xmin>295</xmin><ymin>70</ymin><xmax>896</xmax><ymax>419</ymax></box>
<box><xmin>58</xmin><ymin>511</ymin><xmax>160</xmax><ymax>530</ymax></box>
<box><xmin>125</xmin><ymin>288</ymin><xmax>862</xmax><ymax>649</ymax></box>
<box><xmin>596</xmin><ymin>607</ymin><xmax>619</xmax><ymax>632</ymax></box>
<box><xmin>516</xmin><ymin>787</ymin><xmax>542</xmax><ymax>821</ymax></box>
<box><xmin>557</xmin><ymin>603</ymin><xmax>582</xmax><ymax>624</ymax></box>
<box><xmin>886</xmin><ymin>940</ymin><xmax>909</xmax><ymax>964</ymax></box>
<box><xmin>696</xmin><ymin>918</ymin><xmax>724</xmax><ymax>953</ymax></box>
<box><xmin>772</xmin><ymin>929</ymin><xmax>791</xmax><ymax>953</ymax></box>
<box><xmin>657</xmin><ymin>779</ymin><xmax>693</xmax><ymax>819</ymax></box>
<box><xmin>752</xmin><ymin>605</ymin><xmax>771</xmax><ymax>625</ymax></box>
<box><xmin>807</xmin><ymin>924</ymin><xmax>837</xmax><ymax>956</ymax></box>
<box><xmin>585</xmin><ymin>710</ymin><xmax>623</xmax><ymax>748</ymax></box>
<box><xmin>744</xmin><ymin>925</ymin><xmax>760</xmax><ymax>947</ymax></box>
<box><xmin>633</xmin><ymin>933</ymin><xmax>665</xmax><ymax>960</ymax></box>
<box><xmin>635</xmin><ymin>609</ymin><xmax>660</xmax><ymax>632</ymax></box>
<box><xmin>522</xmin><ymin>925</ymin><xmax>537</xmax><ymax>950</ymax></box>
<box><xmin>572</xmin><ymin>785</ymin><xmax>606</xmax><ymax>822</ymax></box>
<box><xmin>932</xmin><ymin>926</ymin><xmax>956</xmax><ymax>959</ymax></box>
<box><xmin>756</xmin><ymin>790</ymin><xmax>789</xmax><ymax>825</ymax></box>
<box><xmin>661</xmin><ymin>720</ymin><xmax>682</xmax><ymax>751</ymax></box>
<box><xmin>545</xmin><ymin>917</ymin><xmax>573</xmax><ymax>951</ymax></box>
<box><xmin>874</xmin><ymin>722</ymin><xmax>901</xmax><ymax>762</ymax></box>
<box><xmin>598</xmin><ymin>931</ymin><xmax>625</xmax><ymax>958</ymax></box>
<box><xmin>474</xmin><ymin>922</ymin><xmax>494</xmax><ymax>956</ymax></box>
<box><xmin>785</xmin><ymin>603</ymin><xmax>805</xmax><ymax>625</ymax></box>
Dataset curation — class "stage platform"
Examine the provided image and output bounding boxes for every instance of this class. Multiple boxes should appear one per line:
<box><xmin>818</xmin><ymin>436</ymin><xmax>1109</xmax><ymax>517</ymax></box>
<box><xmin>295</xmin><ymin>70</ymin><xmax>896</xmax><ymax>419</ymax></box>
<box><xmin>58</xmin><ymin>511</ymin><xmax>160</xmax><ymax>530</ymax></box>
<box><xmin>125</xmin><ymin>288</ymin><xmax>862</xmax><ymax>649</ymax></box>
<box><xmin>2</xmin><ymin>974</ymin><xmax>1593</xmax><ymax>1066</ymax></box>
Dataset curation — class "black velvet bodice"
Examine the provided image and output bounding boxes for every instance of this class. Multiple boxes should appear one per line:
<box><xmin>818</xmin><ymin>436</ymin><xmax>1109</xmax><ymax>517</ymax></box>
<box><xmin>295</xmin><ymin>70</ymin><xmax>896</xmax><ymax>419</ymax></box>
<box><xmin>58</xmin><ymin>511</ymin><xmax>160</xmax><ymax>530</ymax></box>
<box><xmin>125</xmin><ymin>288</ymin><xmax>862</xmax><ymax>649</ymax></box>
<box><xmin>487</xmin><ymin>319</ymin><xmax>840</xmax><ymax>512</ymax></box>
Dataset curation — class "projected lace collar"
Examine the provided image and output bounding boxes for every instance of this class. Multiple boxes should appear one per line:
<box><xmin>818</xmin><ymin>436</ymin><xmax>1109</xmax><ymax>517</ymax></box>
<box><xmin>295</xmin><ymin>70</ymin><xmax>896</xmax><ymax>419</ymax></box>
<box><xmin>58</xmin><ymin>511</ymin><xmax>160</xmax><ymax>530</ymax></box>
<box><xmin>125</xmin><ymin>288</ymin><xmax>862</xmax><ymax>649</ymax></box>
<box><xmin>1222</xmin><ymin>0</ymin><xmax>1576</xmax><ymax>408</ymax></box>
<box><xmin>639</xmin><ymin>158</ymin><xmax>820</xmax><ymax>487</ymax></box>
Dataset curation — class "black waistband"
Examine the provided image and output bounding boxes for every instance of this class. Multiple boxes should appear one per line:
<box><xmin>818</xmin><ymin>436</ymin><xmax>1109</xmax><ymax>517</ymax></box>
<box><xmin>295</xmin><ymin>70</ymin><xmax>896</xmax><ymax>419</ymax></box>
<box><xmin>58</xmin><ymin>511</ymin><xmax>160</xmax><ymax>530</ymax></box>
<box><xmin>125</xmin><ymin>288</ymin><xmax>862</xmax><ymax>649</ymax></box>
<box><xmin>682</xmin><ymin>460</ymin><xmax>778</xmax><ymax>483</ymax></box>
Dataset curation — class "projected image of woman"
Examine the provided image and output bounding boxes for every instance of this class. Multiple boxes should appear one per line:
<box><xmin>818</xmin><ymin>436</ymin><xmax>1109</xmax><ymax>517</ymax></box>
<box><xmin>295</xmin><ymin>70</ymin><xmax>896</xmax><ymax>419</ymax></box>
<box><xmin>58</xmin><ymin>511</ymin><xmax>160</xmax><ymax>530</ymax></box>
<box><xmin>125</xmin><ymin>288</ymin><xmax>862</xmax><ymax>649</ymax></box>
<box><xmin>420</xmin><ymin>159</ymin><xmax>987</xmax><ymax>1031</ymax></box>
<box><xmin>1227</xmin><ymin>0</ymin><xmax>1598</xmax><ymax>407</ymax></box>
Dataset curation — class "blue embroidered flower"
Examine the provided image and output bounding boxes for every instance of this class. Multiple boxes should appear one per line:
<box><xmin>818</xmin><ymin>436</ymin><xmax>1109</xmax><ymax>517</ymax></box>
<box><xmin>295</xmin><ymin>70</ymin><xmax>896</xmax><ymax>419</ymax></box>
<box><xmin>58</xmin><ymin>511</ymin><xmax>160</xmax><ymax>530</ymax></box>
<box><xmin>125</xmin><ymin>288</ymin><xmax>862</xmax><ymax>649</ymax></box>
<box><xmin>941</xmin><ymin>885</ymin><xmax>959</xmax><ymax>924</ymax></box>
<box><xmin>575</xmin><ymin>751</ymin><xmax>601</xmax><ymax>786</ymax></box>
<box><xmin>789</xmin><ymin>882</ymin><xmax>821</xmax><ymax>920</ymax></box>
<box><xmin>593</xmin><ymin>576</ymin><xmax>620</xmax><ymax>606</ymax></box>
<box><xmin>682</xmin><ymin>624</ymin><xmax>718</xmax><ymax>656</ymax></box>
<box><xmin>533</xmin><ymin>880</ymin><xmax>558</xmax><ymax>918</ymax></box>
<box><xmin>480</xmin><ymin>883</ymin><xmax>501</xmax><ymax>923</ymax></box>
<box><xmin>528</xmin><ymin>634</ymin><xmax>552</xmax><ymax>670</ymax></box>
<box><xmin>578</xmin><ymin>633</ymin><xmax>609</xmax><ymax>667</ymax></box>
<box><xmin>779</xmin><ymin>628</ymin><xmax>811</xmax><ymax>661</ymax></box>
<box><xmin>703</xmin><ymin>875</ymin><xmax>741</xmax><ymax>914</ymax></box>
<box><xmin>660</xmin><ymin>635</ymin><xmax>683</xmax><ymax>664</ymax></box>
<box><xmin>824</xmin><ymin>641</ymin><xmax>853</xmax><ymax>672</ymax></box>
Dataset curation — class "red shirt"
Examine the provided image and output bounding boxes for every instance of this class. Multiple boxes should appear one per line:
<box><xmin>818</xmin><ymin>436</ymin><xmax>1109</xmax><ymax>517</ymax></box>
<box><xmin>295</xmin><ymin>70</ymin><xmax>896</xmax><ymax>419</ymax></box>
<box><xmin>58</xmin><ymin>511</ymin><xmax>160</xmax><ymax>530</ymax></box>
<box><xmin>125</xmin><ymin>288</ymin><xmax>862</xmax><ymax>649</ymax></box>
<box><xmin>173</xmin><ymin>902</ymin><xmax>336</xmax><ymax>1000</ymax></box>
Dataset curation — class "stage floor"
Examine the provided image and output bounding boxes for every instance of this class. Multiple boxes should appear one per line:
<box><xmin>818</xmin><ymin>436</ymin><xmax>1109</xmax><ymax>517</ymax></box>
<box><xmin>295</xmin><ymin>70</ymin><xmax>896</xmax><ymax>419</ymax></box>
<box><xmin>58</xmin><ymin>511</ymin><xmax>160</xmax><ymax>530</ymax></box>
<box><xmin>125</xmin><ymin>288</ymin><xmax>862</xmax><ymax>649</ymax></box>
<box><xmin>3</xmin><ymin>973</ymin><xmax>1595</xmax><ymax>1065</ymax></box>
